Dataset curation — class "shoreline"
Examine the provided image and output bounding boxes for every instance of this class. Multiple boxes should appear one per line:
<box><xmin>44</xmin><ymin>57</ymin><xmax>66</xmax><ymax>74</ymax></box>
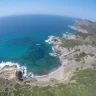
<box><xmin>35</xmin><ymin>59</ymin><xmax>69</xmax><ymax>81</ymax></box>
<box><xmin>1</xmin><ymin>33</ymin><xmax>95</xmax><ymax>83</ymax></box>
<box><xmin>0</xmin><ymin>35</ymin><xmax>64</xmax><ymax>75</ymax></box>
<box><xmin>0</xmin><ymin>33</ymin><xmax>72</xmax><ymax>82</ymax></box>
<box><xmin>0</xmin><ymin>60</ymin><xmax>66</xmax><ymax>81</ymax></box>
<box><xmin>0</xmin><ymin>61</ymin><xmax>27</xmax><ymax>77</ymax></box>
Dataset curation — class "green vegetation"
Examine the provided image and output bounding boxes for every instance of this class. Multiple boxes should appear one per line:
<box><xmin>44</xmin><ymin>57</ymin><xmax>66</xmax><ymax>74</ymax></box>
<box><xmin>76</xmin><ymin>32</ymin><xmax>96</xmax><ymax>47</ymax></box>
<box><xmin>61</xmin><ymin>39</ymin><xmax>82</xmax><ymax>49</ymax></box>
<box><xmin>89</xmin><ymin>35</ymin><xmax>96</xmax><ymax>46</ymax></box>
<box><xmin>61</xmin><ymin>32</ymin><xmax>96</xmax><ymax>49</ymax></box>
<box><xmin>14</xmin><ymin>83</ymin><xmax>21</xmax><ymax>89</ymax></box>
<box><xmin>0</xmin><ymin>68</ymin><xmax>96</xmax><ymax>96</ymax></box>
<box><xmin>74</xmin><ymin>52</ymin><xmax>87</xmax><ymax>62</ymax></box>
<box><xmin>87</xmin><ymin>53</ymin><xmax>94</xmax><ymax>57</ymax></box>
<box><xmin>75</xmin><ymin>32</ymin><xmax>93</xmax><ymax>40</ymax></box>
<box><xmin>74</xmin><ymin>52</ymin><xmax>94</xmax><ymax>62</ymax></box>
<box><xmin>60</xmin><ymin>32</ymin><xmax>93</xmax><ymax>49</ymax></box>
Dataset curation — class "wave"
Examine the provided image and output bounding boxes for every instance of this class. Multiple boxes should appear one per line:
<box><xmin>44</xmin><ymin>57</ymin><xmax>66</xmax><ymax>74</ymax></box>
<box><xmin>0</xmin><ymin>34</ymin><xmax>66</xmax><ymax>79</ymax></box>
<box><xmin>0</xmin><ymin>60</ymin><xmax>63</xmax><ymax>80</ymax></box>
<box><xmin>45</xmin><ymin>36</ymin><xmax>55</xmax><ymax>44</ymax></box>
<box><xmin>0</xmin><ymin>61</ymin><xmax>59</xmax><ymax>79</ymax></box>
<box><xmin>36</xmin><ymin>44</ymin><xmax>41</xmax><ymax>46</ymax></box>
<box><xmin>0</xmin><ymin>61</ymin><xmax>27</xmax><ymax>77</ymax></box>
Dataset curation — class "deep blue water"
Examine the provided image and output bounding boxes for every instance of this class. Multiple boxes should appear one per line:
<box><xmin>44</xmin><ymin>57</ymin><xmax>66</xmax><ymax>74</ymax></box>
<box><xmin>0</xmin><ymin>15</ymin><xmax>75</xmax><ymax>75</ymax></box>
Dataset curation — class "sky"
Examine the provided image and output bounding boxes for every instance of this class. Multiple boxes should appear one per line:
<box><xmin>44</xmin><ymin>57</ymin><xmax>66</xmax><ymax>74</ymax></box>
<box><xmin>0</xmin><ymin>0</ymin><xmax>96</xmax><ymax>21</ymax></box>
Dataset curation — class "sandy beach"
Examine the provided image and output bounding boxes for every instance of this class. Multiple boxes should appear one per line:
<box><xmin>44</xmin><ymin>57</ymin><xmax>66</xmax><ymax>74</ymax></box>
<box><xmin>35</xmin><ymin>60</ymin><xmax>68</xmax><ymax>81</ymax></box>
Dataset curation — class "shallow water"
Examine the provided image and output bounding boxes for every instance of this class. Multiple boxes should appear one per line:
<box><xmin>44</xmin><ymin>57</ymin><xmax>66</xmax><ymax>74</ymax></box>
<box><xmin>0</xmin><ymin>15</ymin><xmax>75</xmax><ymax>75</ymax></box>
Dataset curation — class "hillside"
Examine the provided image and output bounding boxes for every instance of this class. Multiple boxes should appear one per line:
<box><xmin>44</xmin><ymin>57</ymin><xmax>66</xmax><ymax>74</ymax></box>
<box><xmin>0</xmin><ymin>68</ymin><xmax>96</xmax><ymax>96</ymax></box>
<box><xmin>70</xmin><ymin>19</ymin><xmax>96</xmax><ymax>34</ymax></box>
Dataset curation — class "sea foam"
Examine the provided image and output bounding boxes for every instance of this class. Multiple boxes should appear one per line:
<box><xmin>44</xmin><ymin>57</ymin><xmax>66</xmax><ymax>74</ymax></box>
<box><xmin>45</xmin><ymin>36</ymin><xmax>55</xmax><ymax>44</ymax></box>
<box><xmin>0</xmin><ymin>61</ymin><xmax>27</xmax><ymax>77</ymax></box>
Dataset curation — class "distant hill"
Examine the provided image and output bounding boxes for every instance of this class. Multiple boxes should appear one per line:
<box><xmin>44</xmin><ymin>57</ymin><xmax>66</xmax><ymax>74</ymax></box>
<box><xmin>70</xmin><ymin>19</ymin><xmax>96</xmax><ymax>34</ymax></box>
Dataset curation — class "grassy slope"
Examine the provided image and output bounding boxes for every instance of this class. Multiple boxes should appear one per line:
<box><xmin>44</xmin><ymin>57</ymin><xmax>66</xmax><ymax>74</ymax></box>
<box><xmin>0</xmin><ymin>68</ymin><xmax>96</xmax><ymax>96</ymax></box>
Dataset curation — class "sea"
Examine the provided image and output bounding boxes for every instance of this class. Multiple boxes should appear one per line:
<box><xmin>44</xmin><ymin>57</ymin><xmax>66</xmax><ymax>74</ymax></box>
<box><xmin>0</xmin><ymin>14</ymin><xmax>75</xmax><ymax>76</ymax></box>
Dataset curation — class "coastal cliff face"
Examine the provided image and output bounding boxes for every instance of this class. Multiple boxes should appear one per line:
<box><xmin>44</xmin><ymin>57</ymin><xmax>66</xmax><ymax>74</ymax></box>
<box><xmin>0</xmin><ymin>64</ymin><xmax>24</xmax><ymax>80</ymax></box>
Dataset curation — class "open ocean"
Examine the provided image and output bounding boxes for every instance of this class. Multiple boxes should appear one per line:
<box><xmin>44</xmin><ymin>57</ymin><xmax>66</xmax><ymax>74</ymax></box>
<box><xmin>0</xmin><ymin>15</ymin><xmax>75</xmax><ymax>75</ymax></box>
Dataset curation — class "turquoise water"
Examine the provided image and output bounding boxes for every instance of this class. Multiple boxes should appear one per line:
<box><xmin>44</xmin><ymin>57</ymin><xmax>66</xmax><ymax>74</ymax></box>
<box><xmin>0</xmin><ymin>15</ymin><xmax>75</xmax><ymax>75</ymax></box>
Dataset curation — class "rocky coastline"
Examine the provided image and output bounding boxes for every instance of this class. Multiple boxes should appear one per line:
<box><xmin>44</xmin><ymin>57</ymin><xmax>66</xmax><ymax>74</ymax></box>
<box><xmin>0</xmin><ymin>19</ymin><xmax>96</xmax><ymax>86</ymax></box>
